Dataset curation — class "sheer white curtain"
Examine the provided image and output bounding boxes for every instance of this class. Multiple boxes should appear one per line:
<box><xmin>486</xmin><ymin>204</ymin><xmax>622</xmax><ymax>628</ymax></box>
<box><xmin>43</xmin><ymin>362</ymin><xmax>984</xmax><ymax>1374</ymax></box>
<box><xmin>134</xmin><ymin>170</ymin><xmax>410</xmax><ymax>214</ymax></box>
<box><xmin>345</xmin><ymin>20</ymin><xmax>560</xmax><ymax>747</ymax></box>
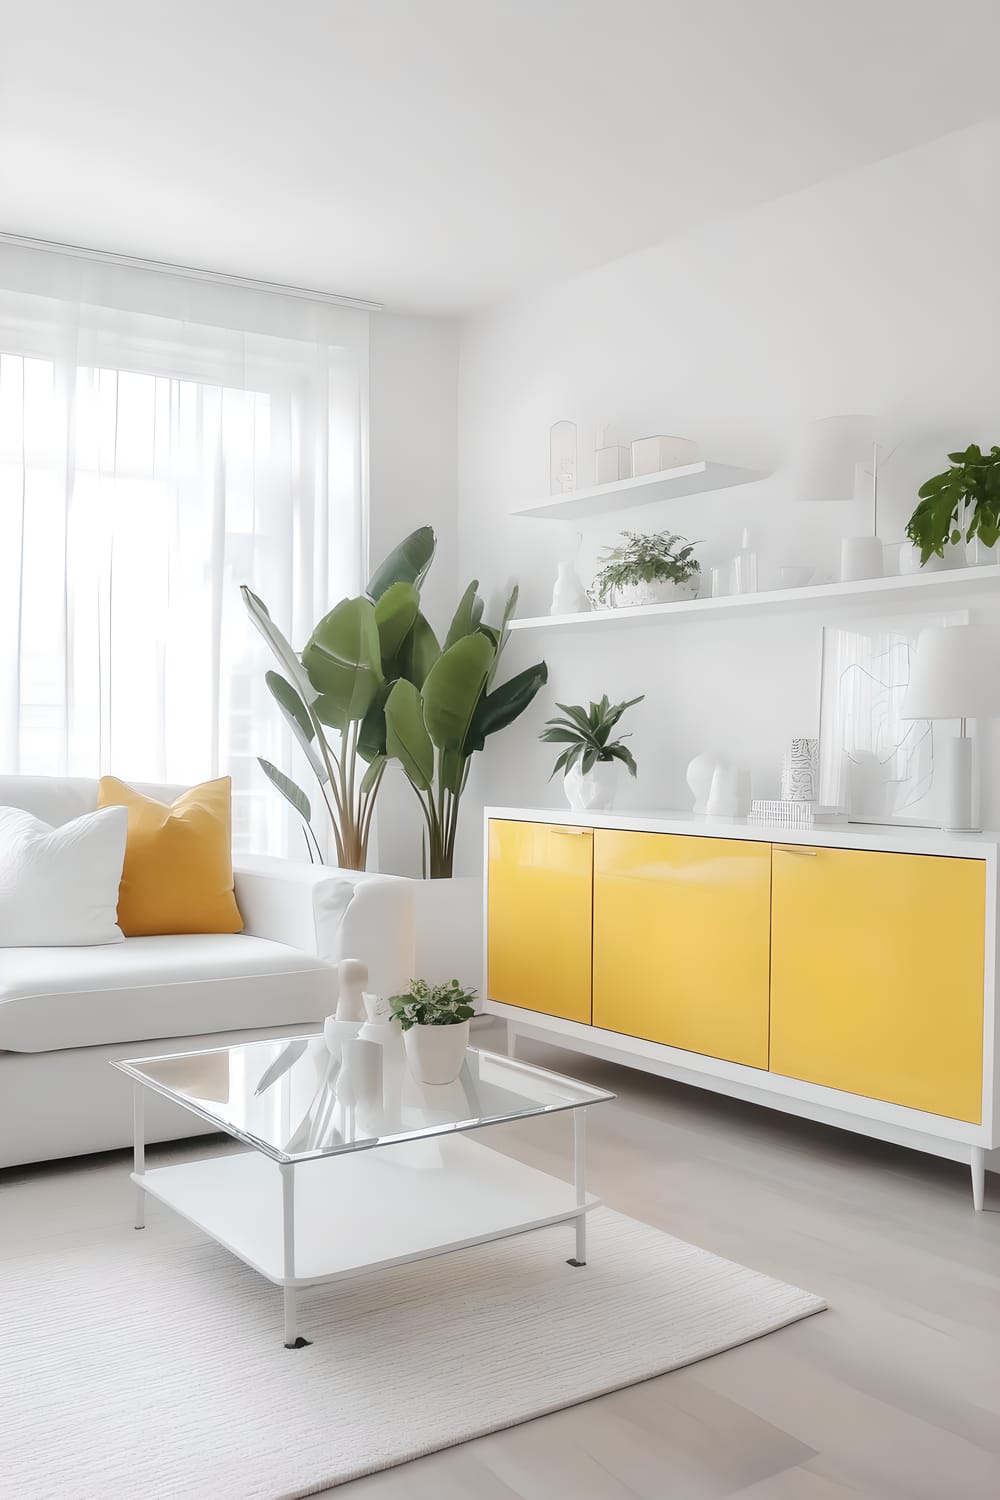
<box><xmin>0</xmin><ymin>244</ymin><xmax>368</xmax><ymax>853</ymax></box>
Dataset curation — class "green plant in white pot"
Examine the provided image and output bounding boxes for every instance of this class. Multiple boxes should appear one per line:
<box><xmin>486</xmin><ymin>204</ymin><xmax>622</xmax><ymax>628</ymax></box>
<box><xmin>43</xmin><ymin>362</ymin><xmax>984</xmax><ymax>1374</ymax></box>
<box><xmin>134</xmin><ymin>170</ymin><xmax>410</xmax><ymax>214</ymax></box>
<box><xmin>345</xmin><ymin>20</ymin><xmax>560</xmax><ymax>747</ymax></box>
<box><xmin>390</xmin><ymin>978</ymin><xmax>477</xmax><ymax>1085</ymax></box>
<box><xmin>592</xmin><ymin>531</ymin><xmax>701</xmax><ymax>607</ymax></box>
<box><xmin>541</xmin><ymin>694</ymin><xmax>643</xmax><ymax>811</ymax></box>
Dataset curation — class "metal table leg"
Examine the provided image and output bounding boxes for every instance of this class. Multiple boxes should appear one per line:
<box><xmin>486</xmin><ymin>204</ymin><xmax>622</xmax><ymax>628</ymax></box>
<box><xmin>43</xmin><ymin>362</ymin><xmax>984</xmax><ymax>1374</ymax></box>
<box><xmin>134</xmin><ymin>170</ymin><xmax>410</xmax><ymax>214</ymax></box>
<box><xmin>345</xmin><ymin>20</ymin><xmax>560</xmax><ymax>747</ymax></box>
<box><xmin>281</xmin><ymin>1163</ymin><xmax>310</xmax><ymax>1348</ymax></box>
<box><xmin>133</xmin><ymin>1084</ymin><xmax>146</xmax><ymax>1231</ymax></box>
<box><xmin>567</xmin><ymin>1106</ymin><xmax>587</xmax><ymax>1267</ymax></box>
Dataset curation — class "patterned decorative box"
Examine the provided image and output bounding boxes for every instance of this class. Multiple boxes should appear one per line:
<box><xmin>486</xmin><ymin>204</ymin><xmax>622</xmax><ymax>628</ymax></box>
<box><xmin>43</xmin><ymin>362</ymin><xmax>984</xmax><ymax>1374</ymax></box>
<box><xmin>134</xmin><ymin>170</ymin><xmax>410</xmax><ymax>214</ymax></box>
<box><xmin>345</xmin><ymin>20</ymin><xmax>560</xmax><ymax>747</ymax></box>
<box><xmin>748</xmin><ymin>799</ymin><xmax>847</xmax><ymax>828</ymax></box>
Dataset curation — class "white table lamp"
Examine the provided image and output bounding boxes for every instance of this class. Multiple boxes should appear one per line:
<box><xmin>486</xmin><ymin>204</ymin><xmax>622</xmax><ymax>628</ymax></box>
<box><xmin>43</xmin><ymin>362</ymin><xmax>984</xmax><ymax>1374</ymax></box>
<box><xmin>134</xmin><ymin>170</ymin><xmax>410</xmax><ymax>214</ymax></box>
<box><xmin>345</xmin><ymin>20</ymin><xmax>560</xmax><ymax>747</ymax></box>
<box><xmin>901</xmin><ymin>625</ymin><xmax>1000</xmax><ymax>831</ymax></box>
<box><xmin>788</xmin><ymin>414</ymin><xmax>882</xmax><ymax>583</ymax></box>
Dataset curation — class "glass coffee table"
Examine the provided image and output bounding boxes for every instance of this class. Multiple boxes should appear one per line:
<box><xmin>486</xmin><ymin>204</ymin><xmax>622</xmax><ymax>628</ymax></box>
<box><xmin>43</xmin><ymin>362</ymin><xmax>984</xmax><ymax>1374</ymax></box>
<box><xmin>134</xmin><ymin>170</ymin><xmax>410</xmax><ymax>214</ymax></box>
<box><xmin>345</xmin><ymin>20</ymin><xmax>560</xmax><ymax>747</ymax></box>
<box><xmin>113</xmin><ymin>1036</ymin><xmax>614</xmax><ymax>1347</ymax></box>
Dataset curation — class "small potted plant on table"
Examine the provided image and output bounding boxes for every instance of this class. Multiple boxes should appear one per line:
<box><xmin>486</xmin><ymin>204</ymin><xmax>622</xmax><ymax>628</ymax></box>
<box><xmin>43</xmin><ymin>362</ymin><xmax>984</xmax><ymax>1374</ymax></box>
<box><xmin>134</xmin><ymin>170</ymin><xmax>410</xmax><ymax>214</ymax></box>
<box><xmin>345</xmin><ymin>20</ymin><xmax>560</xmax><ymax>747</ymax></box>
<box><xmin>390</xmin><ymin>978</ymin><xmax>478</xmax><ymax>1085</ymax></box>
<box><xmin>541</xmin><ymin>694</ymin><xmax>643</xmax><ymax>810</ymax></box>
<box><xmin>592</xmin><ymin>530</ymin><xmax>701</xmax><ymax>607</ymax></box>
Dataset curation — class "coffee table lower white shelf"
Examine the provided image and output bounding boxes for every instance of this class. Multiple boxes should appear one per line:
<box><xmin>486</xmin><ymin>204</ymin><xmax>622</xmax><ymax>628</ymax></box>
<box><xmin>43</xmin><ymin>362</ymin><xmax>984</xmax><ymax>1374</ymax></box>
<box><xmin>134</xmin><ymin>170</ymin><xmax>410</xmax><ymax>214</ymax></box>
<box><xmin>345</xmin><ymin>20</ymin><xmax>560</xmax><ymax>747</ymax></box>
<box><xmin>115</xmin><ymin>1036</ymin><xmax>613</xmax><ymax>1347</ymax></box>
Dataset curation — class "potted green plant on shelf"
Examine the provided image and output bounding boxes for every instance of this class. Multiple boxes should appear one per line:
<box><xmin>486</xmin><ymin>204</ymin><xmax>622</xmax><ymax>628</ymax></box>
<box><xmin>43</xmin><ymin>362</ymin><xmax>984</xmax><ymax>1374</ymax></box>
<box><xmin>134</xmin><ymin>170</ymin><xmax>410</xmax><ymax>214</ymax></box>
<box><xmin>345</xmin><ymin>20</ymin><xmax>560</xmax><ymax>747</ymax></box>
<box><xmin>906</xmin><ymin>444</ymin><xmax>1000</xmax><ymax>566</ymax></box>
<box><xmin>383</xmin><ymin>583</ymin><xmax>548</xmax><ymax>877</ymax></box>
<box><xmin>390</xmin><ymin>978</ymin><xmax>477</xmax><ymax>1084</ymax></box>
<box><xmin>591</xmin><ymin>530</ymin><xmax>701</xmax><ymax>607</ymax></box>
<box><xmin>242</xmin><ymin>526</ymin><xmax>438</xmax><ymax>870</ymax></box>
<box><xmin>541</xmin><ymin>693</ymin><xmax>643</xmax><ymax>811</ymax></box>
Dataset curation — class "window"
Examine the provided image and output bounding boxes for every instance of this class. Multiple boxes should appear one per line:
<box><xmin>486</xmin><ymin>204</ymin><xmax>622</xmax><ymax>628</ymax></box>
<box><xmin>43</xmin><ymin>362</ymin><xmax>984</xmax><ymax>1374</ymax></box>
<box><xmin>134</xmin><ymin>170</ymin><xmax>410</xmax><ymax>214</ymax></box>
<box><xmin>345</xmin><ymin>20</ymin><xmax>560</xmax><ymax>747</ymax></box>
<box><xmin>0</xmin><ymin>247</ymin><xmax>368</xmax><ymax>853</ymax></box>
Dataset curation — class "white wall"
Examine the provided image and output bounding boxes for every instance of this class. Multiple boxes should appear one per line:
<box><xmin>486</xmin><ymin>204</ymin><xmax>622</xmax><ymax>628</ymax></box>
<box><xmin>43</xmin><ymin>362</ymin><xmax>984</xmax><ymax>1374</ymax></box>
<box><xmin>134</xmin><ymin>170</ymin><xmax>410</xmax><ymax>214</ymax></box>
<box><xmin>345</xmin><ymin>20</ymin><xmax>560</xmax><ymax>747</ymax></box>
<box><xmin>452</xmin><ymin>118</ymin><xmax>1000</xmax><ymax>872</ymax></box>
<box><xmin>369</xmin><ymin>311</ymin><xmax>460</xmax><ymax>875</ymax></box>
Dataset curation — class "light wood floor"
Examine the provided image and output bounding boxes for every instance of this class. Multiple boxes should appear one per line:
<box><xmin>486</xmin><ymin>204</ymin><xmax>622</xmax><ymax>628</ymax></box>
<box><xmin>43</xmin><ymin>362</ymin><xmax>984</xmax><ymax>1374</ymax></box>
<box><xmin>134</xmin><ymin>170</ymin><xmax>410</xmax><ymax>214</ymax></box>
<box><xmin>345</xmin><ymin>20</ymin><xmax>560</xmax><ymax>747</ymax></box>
<box><xmin>5</xmin><ymin>1021</ymin><xmax>1000</xmax><ymax>1498</ymax></box>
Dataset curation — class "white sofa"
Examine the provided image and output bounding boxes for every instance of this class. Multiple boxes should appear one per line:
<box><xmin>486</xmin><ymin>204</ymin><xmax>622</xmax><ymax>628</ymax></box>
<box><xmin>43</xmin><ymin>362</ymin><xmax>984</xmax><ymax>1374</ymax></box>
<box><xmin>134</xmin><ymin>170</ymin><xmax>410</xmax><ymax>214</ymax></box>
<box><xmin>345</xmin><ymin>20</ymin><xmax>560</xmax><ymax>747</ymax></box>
<box><xmin>0</xmin><ymin>776</ymin><xmax>415</xmax><ymax>1170</ymax></box>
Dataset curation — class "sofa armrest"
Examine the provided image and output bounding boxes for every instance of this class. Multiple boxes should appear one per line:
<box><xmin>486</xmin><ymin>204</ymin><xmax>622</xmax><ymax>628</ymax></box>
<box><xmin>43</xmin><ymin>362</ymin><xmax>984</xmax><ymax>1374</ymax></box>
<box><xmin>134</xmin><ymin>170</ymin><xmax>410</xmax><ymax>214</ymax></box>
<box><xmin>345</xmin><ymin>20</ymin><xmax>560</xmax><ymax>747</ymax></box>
<box><xmin>233</xmin><ymin>856</ymin><xmax>415</xmax><ymax>1000</ymax></box>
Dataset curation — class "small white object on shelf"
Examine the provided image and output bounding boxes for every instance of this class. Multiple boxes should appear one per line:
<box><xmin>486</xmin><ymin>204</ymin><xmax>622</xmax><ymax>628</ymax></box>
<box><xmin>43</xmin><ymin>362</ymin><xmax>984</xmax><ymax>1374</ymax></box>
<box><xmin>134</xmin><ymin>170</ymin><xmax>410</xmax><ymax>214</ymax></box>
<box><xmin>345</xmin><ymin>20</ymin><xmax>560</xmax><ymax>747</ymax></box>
<box><xmin>748</xmin><ymin>799</ymin><xmax>847</xmax><ymax>828</ymax></box>
<box><xmin>631</xmin><ymin>434</ymin><xmax>699</xmax><ymax>477</ymax></box>
<box><xmin>549</xmin><ymin>419</ymin><xmax>577</xmax><ymax>495</ymax></box>
<box><xmin>781</xmin><ymin>738</ymin><xmax>820</xmax><ymax>802</ymax></box>
<box><xmin>730</xmin><ymin>528</ymin><xmax>758</xmax><ymax>594</ymax></box>
<box><xmin>779</xmin><ymin>565</ymin><xmax>813</xmax><ymax>588</ymax></box>
<box><xmin>686</xmin><ymin>751</ymin><xmax>727</xmax><ymax>814</ymax></box>
<box><xmin>550</xmin><ymin>558</ymin><xmax>591</xmax><ymax>615</ymax></box>
<box><xmin>706</xmin><ymin>764</ymin><xmax>750</xmax><ymax>817</ymax></box>
<box><xmin>840</xmin><ymin>535</ymin><xmax>884</xmax><ymax>582</ymax></box>
<box><xmin>594</xmin><ymin>425</ymin><xmax>630</xmax><ymax>485</ymax></box>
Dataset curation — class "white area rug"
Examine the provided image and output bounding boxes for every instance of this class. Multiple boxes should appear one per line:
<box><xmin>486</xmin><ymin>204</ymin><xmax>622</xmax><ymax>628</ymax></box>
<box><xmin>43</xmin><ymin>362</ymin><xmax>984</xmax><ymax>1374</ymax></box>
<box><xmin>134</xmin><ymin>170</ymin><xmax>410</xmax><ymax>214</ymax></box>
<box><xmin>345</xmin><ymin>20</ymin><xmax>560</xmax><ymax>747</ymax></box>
<box><xmin>1</xmin><ymin>1202</ymin><xmax>824</xmax><ymax>1498</ymax></box>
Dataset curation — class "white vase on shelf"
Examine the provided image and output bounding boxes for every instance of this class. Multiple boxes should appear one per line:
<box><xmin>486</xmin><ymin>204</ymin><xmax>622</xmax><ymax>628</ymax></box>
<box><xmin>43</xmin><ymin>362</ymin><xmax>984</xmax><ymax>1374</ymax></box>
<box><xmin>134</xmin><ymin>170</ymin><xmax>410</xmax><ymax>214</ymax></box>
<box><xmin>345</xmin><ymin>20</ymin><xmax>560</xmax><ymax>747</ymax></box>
<box><xmin>550</xmin><ymin>559</ymin><xmax>591</xmax><ymax>615</ymax></box>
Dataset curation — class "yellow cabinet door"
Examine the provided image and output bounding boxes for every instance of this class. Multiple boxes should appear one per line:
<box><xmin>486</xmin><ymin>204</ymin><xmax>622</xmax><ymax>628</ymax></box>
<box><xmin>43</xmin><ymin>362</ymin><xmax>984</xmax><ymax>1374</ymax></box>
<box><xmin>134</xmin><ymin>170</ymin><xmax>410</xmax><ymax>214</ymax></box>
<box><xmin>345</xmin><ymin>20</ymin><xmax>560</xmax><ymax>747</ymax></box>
<box><xmin>592</xmin><ymin>831</ymin><xmax>771</xmax><ymax>1068</ymax></box>
<box><xmin>487</xmin><ymin>819</ymin><xmax>593</xmax><ymax>1024</ymax></box>
<box><xmin>770</xmin><ymin>847</ymin><xmax>985</xmax><ymax>1122</ymax></box>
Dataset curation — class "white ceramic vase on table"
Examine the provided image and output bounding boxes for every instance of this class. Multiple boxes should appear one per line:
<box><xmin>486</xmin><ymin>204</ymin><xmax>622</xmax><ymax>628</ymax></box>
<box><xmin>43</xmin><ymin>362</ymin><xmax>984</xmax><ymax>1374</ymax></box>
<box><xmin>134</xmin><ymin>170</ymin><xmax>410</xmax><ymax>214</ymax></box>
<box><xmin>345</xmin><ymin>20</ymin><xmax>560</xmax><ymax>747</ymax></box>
<box><xmin>403</xmin><ymin>1019</ymin><xmax>471</xmax><ymax>1085</ymax></box>
<box><xmin>564</xmin><ymin>760</ymin><xmax>617</xmax><ymax>811</ymax></box>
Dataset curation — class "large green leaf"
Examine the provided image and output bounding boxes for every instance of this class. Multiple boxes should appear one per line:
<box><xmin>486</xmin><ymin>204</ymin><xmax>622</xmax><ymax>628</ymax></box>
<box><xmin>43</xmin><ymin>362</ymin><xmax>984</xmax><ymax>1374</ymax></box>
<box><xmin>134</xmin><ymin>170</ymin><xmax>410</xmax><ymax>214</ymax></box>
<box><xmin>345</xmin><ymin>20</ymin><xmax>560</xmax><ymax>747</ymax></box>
<box><xmin>486</xmin><ymin>583</ymin><xmax>519</xmax><ymax>685</ymax></box>
<box><xmin>466</xmin><ymin>662</ymin><xmax>548</xmax><ymax>753</ymax></box>
<box><xmin>398</xmin><ymin>609</ymin><xmax>441</xmax><ymax>688</ymax></box>
<box><xmin>384</xmin><ymin>679</ymin><xmax>434</xmax><ymax>791</ymax></box>
<box><xmin>444</xmin><ymin>580</ymin><xmax>484</xmax><ymax>650</ymax></box>
<box><xmin>360</xmin><ymin>753</ymin><xmax>387</xmax><ymax>795</ymax></box>
<box><xmin>420</xmin><ymin>632</ymin><xmax>494</xmax><ymax>752</ymax></box>
<box><xmin>302</xmin><ymin>596</ymin><xmax>384</xmax><ymax>728</ymax></box>
<box><xmin>374</xmin><ymin>581</ymin><xmax>420</xmax><ymax>669</ymax></box>
<box><xmin>241</xmin><ymin>586</ymin><xmax>314</xmax><ymax>703</ymax></box>
<box><xmin>257</xmin><ymin>757</ymin><xmax>312</xmax><ymax>824</ymax></box>
<box><xmin>265</xmin><ymin>671</ymin><xmax>329</xmax><ymax>784</ymax></box>
<box><xmin>366</xmin><ymin>526</ymin><xmax>436</xmax><ymax>602</ymax></box>
<box><xmin>357</xmin><ymin>682</ymin><xmax>390</xmax><ymax>762</ymax></box>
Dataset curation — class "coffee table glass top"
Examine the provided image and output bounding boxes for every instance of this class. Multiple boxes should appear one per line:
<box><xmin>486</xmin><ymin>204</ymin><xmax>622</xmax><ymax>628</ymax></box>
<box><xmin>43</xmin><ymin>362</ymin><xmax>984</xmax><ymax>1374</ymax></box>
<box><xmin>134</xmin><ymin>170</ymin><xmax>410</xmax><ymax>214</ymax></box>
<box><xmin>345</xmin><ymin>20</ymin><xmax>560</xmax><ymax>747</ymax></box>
<box><xmin>114</xmin><ymin>1036</ymin><xmax>614</xmax><ymax>1163</ymax></box>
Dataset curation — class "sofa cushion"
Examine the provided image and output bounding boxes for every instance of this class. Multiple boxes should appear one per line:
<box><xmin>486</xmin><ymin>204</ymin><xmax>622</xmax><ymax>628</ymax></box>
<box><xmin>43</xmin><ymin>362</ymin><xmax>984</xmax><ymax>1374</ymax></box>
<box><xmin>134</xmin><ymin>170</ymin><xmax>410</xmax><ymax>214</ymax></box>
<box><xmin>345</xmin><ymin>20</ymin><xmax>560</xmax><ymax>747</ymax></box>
<box><xmin>0</xmin><ymin>934</ymin><xmax>335</xmax><ymax>1053</ymax></box>
<box><xmin>97</xmin><ymin>776</ymin><xmax>243</xmax><ymax>936</ymax></box>
<box><xmin>0</xmin><ymin>805</ymin><xmax>128</xmax><ymax>947</ymax></box>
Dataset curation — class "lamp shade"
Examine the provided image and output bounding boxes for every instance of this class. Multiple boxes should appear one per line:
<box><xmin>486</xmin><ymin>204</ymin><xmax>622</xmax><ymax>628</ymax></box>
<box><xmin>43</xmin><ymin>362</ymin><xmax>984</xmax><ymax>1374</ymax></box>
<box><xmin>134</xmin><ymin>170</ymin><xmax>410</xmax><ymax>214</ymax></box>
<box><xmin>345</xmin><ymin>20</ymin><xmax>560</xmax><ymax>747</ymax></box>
<box><xmin>789</xmin><ymin>413</ymin><xmax>876</xmax><ymax>502</ymax></box>
<box><xmin>901</xmin><ymin>625</ymin><xmax>1000</xmax><ymax>720</ymax></box>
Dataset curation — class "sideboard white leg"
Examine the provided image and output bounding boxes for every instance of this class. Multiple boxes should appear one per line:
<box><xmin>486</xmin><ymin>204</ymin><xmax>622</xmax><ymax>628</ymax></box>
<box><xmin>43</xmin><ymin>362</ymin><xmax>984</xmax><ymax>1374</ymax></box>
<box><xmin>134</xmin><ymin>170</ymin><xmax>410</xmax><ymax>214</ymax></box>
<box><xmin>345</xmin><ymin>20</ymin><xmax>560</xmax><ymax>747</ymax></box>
<box><xmin>971</xmin><ymin>1147</ymin><xmax>986</xmax><ymax>1211</ymax></box>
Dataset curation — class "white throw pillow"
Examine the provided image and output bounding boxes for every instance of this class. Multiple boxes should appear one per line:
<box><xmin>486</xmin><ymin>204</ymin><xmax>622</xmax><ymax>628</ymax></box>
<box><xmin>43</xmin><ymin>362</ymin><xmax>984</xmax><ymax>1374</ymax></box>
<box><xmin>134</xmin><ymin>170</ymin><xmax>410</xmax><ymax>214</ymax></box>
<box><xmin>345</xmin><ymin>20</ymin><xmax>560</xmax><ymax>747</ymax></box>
<box><xmin>0</xmin><ymin>805</ymin><xmax>128</xmax><ymax>947</ymax></box>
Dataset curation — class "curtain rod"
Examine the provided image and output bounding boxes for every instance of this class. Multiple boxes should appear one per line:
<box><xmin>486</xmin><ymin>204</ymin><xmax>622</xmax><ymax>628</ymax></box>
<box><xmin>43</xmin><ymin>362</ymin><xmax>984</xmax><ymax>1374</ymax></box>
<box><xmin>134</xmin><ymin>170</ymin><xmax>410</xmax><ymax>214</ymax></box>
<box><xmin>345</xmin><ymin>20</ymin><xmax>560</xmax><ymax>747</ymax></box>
<box><xmin>0</xmin><ymin>231</ymin><xmax>384</xmax><ymax>313</ymax></box>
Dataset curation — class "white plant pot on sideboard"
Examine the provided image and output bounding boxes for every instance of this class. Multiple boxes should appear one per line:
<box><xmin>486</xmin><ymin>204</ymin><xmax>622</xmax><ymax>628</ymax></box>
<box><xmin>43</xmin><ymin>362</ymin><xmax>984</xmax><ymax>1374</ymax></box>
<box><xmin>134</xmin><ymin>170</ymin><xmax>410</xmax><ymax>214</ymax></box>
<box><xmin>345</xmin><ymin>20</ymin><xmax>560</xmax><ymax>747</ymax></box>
<box><xmin>564</xmin><ymin>761</ymin><xmax>618</xmax><ymax>811</ymax></box>
<box><xmin>403</xmin><ymin>1019</ymin><xmax>471</xmax><ymax>1085</ymax></box>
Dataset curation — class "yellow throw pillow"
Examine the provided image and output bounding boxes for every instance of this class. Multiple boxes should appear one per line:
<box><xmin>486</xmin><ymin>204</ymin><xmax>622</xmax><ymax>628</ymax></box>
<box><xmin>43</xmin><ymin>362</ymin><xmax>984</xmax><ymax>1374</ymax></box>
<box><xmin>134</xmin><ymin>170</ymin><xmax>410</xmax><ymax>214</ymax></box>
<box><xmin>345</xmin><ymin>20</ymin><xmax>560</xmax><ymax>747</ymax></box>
<box><xmin>97</xmin><ymin>776</ymin><xmax>243</xmax><ymax>937</ymax></box>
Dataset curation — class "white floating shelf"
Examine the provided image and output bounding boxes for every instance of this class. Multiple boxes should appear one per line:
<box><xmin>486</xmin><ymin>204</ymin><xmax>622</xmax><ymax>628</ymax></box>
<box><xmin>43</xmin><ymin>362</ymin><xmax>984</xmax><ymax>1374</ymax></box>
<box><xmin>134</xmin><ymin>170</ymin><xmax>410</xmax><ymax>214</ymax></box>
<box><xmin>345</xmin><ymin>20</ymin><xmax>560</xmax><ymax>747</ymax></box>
<box><xmin>512</xmin><ymin>461</ymin><xmax>764</xmax><ymax>520</ymax></box>
<box><xmin>508</xmin><ymin>563</ymin><xmax>1000</xmax><ymax>633</ymax></box>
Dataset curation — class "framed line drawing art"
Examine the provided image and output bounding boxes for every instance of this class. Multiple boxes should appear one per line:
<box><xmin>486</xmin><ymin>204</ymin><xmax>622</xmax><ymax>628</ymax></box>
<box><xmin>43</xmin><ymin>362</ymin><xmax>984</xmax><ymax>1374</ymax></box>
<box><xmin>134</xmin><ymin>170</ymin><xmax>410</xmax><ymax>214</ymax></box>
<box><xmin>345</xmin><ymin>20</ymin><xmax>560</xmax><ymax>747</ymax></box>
<box><xmin>818</xmin><ymin>609</ymin><xmax>968</xmax><ymax>826</ymax></box>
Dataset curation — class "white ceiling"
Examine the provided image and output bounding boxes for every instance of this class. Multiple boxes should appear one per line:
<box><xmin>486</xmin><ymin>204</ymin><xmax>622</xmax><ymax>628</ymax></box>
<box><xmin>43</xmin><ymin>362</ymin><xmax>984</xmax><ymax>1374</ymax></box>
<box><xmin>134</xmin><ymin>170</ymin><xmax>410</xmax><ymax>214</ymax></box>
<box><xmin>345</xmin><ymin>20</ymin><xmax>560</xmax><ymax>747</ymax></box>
<box><xmin>2</xmin><ymin>0</ymin><xmax>999</xmax><ymax>316</ymax></box>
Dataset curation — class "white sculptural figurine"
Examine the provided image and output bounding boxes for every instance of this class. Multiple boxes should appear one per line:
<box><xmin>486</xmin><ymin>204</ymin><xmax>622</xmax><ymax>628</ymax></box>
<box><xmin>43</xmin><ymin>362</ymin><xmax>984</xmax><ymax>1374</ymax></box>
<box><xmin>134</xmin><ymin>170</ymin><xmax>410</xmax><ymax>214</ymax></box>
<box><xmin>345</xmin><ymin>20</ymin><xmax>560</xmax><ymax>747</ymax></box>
<box><xmin>335</xmin><ymin>959</ymin><xmax>369</xmax><ymax>1022</ymax></box>
<box><xmin>686</xmin><ymin>750</ymin><xmax>728</xmax><ymax>814</ymax></box>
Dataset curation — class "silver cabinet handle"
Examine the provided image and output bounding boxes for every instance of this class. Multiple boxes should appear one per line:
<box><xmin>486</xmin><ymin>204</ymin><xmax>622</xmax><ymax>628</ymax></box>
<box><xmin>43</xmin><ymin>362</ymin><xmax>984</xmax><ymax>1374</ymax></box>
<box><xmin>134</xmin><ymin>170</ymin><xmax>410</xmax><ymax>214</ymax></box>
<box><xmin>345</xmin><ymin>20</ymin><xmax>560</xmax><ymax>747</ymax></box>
<box><xmin>776</xmin><ymin>845</ymin><xmax>818</xmax><ymax>856</ymax></box>
<box><xmin>551</xmin><ymin>827</ymin><xmax>593</xmax><ymax>836</ymax></box>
